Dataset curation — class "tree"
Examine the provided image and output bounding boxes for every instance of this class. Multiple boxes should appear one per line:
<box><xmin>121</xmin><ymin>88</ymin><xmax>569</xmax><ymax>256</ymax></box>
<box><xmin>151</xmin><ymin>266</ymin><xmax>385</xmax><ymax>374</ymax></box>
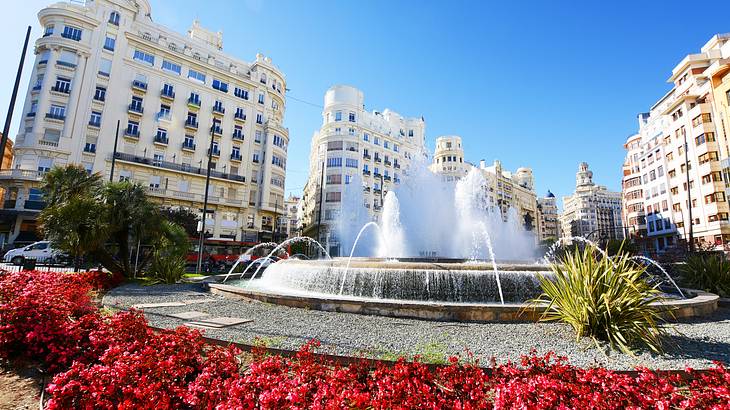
<box><xmin>159</xmin><ymin>207</ymin><xmax>199</xmax><ymax>237</ymax></box>
<box><xmin>39</xmin><ymin>166</ymin><xmax>107</xmax><ymax>271</ymax></box>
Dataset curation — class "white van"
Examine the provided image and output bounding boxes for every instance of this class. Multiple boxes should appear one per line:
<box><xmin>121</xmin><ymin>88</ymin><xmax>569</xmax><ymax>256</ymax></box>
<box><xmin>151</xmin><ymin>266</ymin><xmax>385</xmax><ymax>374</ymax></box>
<box><xmin>3</xmin><ymin>241</ymin><xmax>66</xmax><ymax>265</ymax></box>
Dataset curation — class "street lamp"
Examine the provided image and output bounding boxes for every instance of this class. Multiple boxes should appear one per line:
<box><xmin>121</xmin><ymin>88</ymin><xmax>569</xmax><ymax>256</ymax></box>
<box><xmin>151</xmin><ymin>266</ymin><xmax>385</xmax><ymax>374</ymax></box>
<box><xmin>196</xmin><ymin>121</ymin><xmax>217</xmax><ymax>273</ymax></box>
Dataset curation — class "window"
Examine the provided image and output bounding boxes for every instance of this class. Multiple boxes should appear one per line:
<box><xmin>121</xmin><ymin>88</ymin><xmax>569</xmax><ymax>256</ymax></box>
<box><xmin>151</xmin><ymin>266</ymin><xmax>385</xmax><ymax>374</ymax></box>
<box><xmin>335</xmin><ymin>111</ymin><xmax>342</xmax><ymax>121</ymax></box>
<box><xmin>183</xmin><ymin>135</ymin><xmax>195</xmax><ymax>149</ymax></box>
<box><xmin>89</xmin><ymin>111</ymin><xmax>102</xmax><ymax>127</ymax></box>
<box><xmin>119</xmin><ymin>170</ymin><xmax>131</xmax><ymax>182</ymax></box>
<box><xmin>149</xmin><ymin>175</ymin><xmax>161</xmax><ymax>188</ymax></box>
<box><xmin>327</xmin><ymin>157</ymin><xmax>342</xmax><ymax>167</ymax></box>
<box><xmin>42</xmin><ymin>130</ymin><xmax>60</xmax><ymax>144</ymax></box>
<box><xmin>260</xmin><ymin>72</ymin><xmax>267</xmax><ymax>84</ymax></box>
<box><xmin>104</xmin><ymin>34</ymin><xmax>116</xmax><ymax>51</ymax></box>
<box><xmin>272</xmin><ymin>155</ymin><xmax>285</xmax><ymax>168</ymax></box>
<box><xmin>384</xmin><ymin>141</ymin><xmax>390</xmax><ymax>149</ymax></box>
<box><xmin>189</xmin><ymin>92</ymin><xmax>200</xmax><ymax>105</ymax></box>
<box><xmin>126</xmin><ymin>120</ymin><xmax>139</xmax><ymax>136</ymax></box>
<box><xmin>62</xmin><ymin>26</ymin><xmax>82</xmax><ymax>41</ymax></box>
<box><xmin>162</xmin><ymin>83</ymin><xmax>174</xmax><ymax>97</ymax></box>
<box><xmin>346</xmin><ymin>158</ymin><xmax>358</xmax><ymax>168</ymax></box>
<box><xmin>233</xmin><ymin>125</ymin><xmax>243</xmax><ymax>140</ymax></box>
<box><xmin>231</xmin><ymin>146</ymin><xmax>241</xmax><ymax>159</ymax></box>
<box><xmin>48</xmin><ymin>104</ymin><xmax>66</xmax><ymax>119</ymax></box>
<box><xmin>84</xmin><ymin>137</ymin><xmax>97</xmax><ymax>153</ymax></box>
<box><xmin>133</xmin><ymin>50</ymin><xmax>155</xmax><ymax>65</ymax></box>
<box><xmin>162</xmin><ymin>60</ymin><xmax>181</xmax><ymax>75</ymax></box>
<box><xmin>363</xmin><ymin>133</ymin><xmax>369</xmax><ymax>142</ymax></box>
<box><xmin>255</xmin><ymin>130</ymin><xmax>262</xmax><ymax>143</ymax></box>
<box><xmin>273</xmin><ymin>134</ymin><xmax>286</xmax><ymax>149</ymax></box>
<box><xmin>53</xmin><ymin>76</ymin><xmax>70</xmax><ymax>93</ymax></box>
<box><xmin>130</xmin><ymin>95</ymin><xmax>143</xmax><ymax>112</ymax></box>
<box><xmin>44</xmin><ymin>24</ymin><xmax>54</xmax><ymax>37</ymax></box>
<box><xmin>58</xmin><ymin>50</ymin><xmax>78</xmax><ymax>67</ymax></box>
<box><xmin>256</xmin><ymin>113</ymin><xmax>263</xmax><ymax>124</ymax></box>
<box><xmin>188</xmin><ymin>69</ymin><xmax>206</xmax><ymax>83</ymax></box>
<box><xmin>348</xmin><ymin>112</ymin><xmax>355</xmax><ymax>122</ymax></box>
<box><xmin>109</xmin><ymin>11</ymin><xmax>120</xmax><ymax>25</ymax></box>
<box><xmin>374</xmin><ymin>136</ymin><xmax>380</xmax><ymax>146</ymax></box>
<box><xmin>327</xmin><ymin>174</ymin><xmax>342</xmax><ymax>185</ymax></box>
<box><xmin>38</xmin><ymin>50</ymin><xmax>50</xmax><ymax>65</ymax></box>
<box><xmin>38</xmin><ymin>157</ymin><xmax>53</xmax><ymax>173</ymax></box>
<box><xmin>235</xmin><ymin>107</ymin><xmax>246</xmax><ymax>120</ymax></box>
<box><xmin>252</xmin><ymin>151</ymin><xmax>260</xmax><ymax>163</ymax></box>
<box><xmin>98</xmin><ymin>58</ymin><xmax>112</xmax><ymax>76</ymax></box>
<box><xmin>258</xmin><ymin>93</ymin><xmax>265</xmax><ymax>104</ymax></box>
<box><xmin>325</xmin><ymin>192</ymin><xmax>341</xmax><ymax>203</ymax></box>
<box><xmin>234</xmin><ymin>87</ymin><xmax>249</xmax><ymax>100</ymax></box>
<box><xmin>158</xmin><ymin>104</ymin><xmax>171</xmax><ymax>120</ymax></box>
<box><xmin>212</xmin><ymin>79</ymin><xmax>228</xmax><ymax>92</ymax></box>
<box><xmin>94</xmin><ymin>86</ymin><xmax>106</xmax><ymax>101</ymax></box>
<box><xmin>213</xmin><ymin>100</ymin><xmax>224</xmax><ymax>113</ymax></box>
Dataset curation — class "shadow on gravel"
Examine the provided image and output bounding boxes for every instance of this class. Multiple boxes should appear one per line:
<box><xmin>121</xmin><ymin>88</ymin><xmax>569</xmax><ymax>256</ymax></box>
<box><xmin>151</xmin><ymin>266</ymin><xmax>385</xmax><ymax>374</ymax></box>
<box><xmin>662</xmin><ymin>335</ymin><xmax>730</xmax><ymax>364</ymax></box>
<box><xmin>108</xmin><ymin>283</ymin><xmax>208</xmax><ymax>299</ymax></box>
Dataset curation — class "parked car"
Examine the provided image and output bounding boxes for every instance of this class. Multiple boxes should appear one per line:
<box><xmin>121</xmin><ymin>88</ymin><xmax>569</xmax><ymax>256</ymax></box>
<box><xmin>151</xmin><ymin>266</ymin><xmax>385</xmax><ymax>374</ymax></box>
<box><xmin>3</xmin><ymin>241</ymin><xmax>68</xmax><ymax>266</ymax></box>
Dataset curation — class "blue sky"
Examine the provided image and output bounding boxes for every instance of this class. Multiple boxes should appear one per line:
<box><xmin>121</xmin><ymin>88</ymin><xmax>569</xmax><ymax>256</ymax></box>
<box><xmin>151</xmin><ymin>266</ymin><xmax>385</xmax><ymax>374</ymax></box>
<box><xmin>3</xmin><ymin>0</ymin><xmax>730</xmax><ymax>206</ymax></box>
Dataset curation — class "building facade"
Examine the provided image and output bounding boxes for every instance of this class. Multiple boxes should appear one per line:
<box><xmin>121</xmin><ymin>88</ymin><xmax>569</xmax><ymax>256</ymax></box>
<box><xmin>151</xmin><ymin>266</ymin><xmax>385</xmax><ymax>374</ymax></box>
<box><xmin>561</xmin><ymin>162</ymin><xmax>624</xmax><ymax>241</ymax></box>
<box><xmin>301</xmin><ymin>85</ymin><xmax>426</xmax><ymax>254</ymax></box>
<box><xmin>0</xmin><ymin>0</ymin><xmax>288</xmax><ymax>246</ymax></box>
<box><xmin>537</xmin><ymin>191</ymin><xmax>560</xmax><ymax>242</ymax></box>
<box><xmin>621</xmin><ymin>34</ymin><xmax>730</xmax><ymax>251</ymax></box>
<box><xmin>429</xmin><ymin>135</ymin><xmax>540</xmax><ymax>235</ymax></box>
<box><xmin>282</xmin><ymin>194</ymin><xmax>301</xmax><ymax>239</ymax></box>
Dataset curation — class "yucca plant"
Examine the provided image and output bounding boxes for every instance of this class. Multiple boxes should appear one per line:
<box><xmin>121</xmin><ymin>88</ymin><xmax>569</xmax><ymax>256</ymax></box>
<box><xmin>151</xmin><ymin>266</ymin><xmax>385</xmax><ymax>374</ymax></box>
<box><xmin>532</xmin><ymin>247</ymin><xmax>668</xmax><ymax>355</ymax></box>
<box><xmin>681</xmin><ymin>253</ymin><xmax>730</xmax><ymax>297</ymax></box>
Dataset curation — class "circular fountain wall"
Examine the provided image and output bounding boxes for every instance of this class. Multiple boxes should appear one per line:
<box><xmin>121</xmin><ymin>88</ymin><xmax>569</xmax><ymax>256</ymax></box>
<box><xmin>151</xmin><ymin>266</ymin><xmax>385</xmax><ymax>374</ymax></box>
<box><xmin>209</xmin><ymin>258</ymin><xmax>719</xmax><ymax>322</ymax></box>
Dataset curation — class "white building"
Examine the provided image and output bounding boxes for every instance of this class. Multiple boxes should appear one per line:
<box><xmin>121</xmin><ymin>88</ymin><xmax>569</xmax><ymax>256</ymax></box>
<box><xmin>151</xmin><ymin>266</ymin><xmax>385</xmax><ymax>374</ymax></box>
<box><xmin>301</xmin><ymin>85</ymin><xmax>426</xmax><ymax>255</ymax></box>
<box><xmin>561</xmin><ymin>163</ymin><xmax>624</xmax><ymax>241</ymax></box>
<box><xmin>537</xmin><ymin>191</ymin><xmax>560</xmax><ymax>242</ymax></box>
<box><xmin>0</xmin><ymin>0</ymin><xmax>288</xmax><ymax>245</ymax></box>
<box><xmin>430</xmin><ymin>135</ymin><xmax>540</xmax><ymax>234</ymax></box>
<box><xmin>282</xmin><ymin>194</ymin><xmax>301</xmax><ymax>239</ymax></box>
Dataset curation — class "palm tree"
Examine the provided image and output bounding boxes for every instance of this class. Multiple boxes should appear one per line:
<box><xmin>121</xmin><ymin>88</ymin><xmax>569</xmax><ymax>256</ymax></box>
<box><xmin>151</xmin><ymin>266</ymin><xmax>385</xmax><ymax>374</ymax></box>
<box><xmin>41</xmin><ymin>165</ymin><xmax>103</xmax><ymax>206</ymax></box>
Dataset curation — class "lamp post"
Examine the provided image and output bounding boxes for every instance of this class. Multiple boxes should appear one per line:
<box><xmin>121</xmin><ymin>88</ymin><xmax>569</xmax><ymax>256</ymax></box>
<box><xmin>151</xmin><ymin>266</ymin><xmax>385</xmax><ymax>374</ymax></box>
<box><xmin>683</xmin><ymin>131</ymin><xmax>694</xmax><ymax>252</ymax></box>
<box><xmin>0</xmin><ymin>26</ymin><xmax>31</xmax><ymax>172</ymax></box>
<box><xmin>196</xmin><ymin>121</ymin><xmax>216</xmax><ymax>273</ymax></box>
<box><xmin>109</xmin><ymin>120</ymin><xmax>120</xmax><ymax>182</ymax></box>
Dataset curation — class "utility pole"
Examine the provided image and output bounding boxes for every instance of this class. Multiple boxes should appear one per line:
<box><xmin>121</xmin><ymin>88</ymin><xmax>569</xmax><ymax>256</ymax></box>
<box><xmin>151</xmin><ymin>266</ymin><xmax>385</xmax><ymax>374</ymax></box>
<box><xmin>0</xmin><ymin>26</ymin><xmax>31</xmax><ymax>171</ymax></box>
<box><xmin>196</xmin><ymin>122</ymin><xmax>216</xmax><ymax>273</ymax></box>
<box><xmin>683</xmin><ymin>131</ymin><xmax>694</xmax><ymax>252</ymax></box>
<box><xmin>109</xmin><ymin>120</ymin><xmax>120</xmax><ymax>182</ymax></box>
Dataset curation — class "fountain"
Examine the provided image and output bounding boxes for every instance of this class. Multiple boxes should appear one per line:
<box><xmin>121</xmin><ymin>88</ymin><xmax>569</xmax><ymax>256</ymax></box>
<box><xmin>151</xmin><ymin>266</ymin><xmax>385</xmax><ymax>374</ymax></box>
<box><xmin>209</xmin><ymin>159</ymin><xmax>717</xmax><ymax>322</ymax></box>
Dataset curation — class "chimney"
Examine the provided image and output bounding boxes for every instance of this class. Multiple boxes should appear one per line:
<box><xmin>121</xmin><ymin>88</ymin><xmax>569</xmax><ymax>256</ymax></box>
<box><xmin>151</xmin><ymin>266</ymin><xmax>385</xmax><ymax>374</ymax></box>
<box><xmin>479</xmin><ymin>159</ymin><xmax>486</xmax><ymax>169</ymax></box>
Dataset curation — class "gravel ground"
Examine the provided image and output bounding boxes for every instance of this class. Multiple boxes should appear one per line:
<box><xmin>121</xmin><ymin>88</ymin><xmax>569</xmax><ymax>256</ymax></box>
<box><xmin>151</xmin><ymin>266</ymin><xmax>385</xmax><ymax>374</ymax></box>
<box><xmin>103</xmin><ymin>283</ymin><xmax>730</xmax><ymax>371</ymax></box>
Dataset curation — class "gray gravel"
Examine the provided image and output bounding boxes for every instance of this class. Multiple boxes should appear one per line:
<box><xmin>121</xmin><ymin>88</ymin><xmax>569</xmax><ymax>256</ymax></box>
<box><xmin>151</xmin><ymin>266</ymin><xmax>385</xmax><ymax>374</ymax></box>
<box><xmin>103</xmin><ymin>283</ymin><xmax>730</xmax><ymax>371</ymax></box>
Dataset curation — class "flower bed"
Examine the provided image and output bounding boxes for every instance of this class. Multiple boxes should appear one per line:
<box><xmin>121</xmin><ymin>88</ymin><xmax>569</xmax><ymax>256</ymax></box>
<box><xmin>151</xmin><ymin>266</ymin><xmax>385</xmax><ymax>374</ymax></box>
<box><xmin>1</xmin><ymin>270</ymin><xmax>729</xmax><ymax>409</ymax></box>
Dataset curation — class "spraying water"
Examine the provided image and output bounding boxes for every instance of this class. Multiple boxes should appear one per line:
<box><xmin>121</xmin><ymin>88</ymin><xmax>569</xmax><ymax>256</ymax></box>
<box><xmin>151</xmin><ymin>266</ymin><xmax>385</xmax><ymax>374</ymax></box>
<box><xmin>252</xmin><ymin>236</ymin><xmax>332</xmax><ymax>278</ymax></box>
<box><xmin>341</xmin><ymin>221</ymin><xmax>387</xmax><ymax>295</ymax></box>
<box><xmin>222</xmin><ymin>242</ymin><xmax>278</xmax><ymax>283</ymax></box>
<box><xmin>629</xmin><ymin>255</ymin><xmax>686</xmax><ymax>298</ymax></box>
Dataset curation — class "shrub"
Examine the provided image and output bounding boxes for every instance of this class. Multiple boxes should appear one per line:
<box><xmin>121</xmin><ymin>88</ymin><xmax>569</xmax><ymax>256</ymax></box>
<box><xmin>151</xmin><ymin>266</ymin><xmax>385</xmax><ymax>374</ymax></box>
<box><xmin>533</xmin><ymin>247</ymin><xmax>668</xmax><ymax>355</ymax></box>
<box><xmin>681</xmin><ymin>253</ymin><xmax>730</xmax><ymax>297</ymax></box>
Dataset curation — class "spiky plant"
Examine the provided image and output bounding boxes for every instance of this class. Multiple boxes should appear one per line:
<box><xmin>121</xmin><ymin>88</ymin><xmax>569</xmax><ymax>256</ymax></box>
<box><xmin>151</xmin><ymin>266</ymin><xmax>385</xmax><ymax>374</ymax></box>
<box><xmin>681</xmin><ymin>253</ymin><xmax>730</xmax><ymax>297</ymax></box>
<box><xmin>532</xmin><ymin>247</ymin><xmax>668</xmax><ymax>355</ymax></box>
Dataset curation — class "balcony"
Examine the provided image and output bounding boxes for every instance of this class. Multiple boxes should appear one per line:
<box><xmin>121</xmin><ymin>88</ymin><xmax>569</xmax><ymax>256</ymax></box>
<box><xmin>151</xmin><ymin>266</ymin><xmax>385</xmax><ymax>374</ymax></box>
<box><xmin>88</xmin><ymin>119</ymin><xmax>101</xmax><ymax>128</ymax></box>
<box><xmin>50</xmin><ymin>85</ymin><xmax>70</xmax><ymax>94</ymax></box>
<box><xmin>45</xmin><ymin>113</ymin><xmax>66</xmax><ymax>121</ymax></box>
<box><xmin>0</xmin><ymin>169</ymin><xmax>45</xmax><ymax>182</ymax></box>
<box><xmin>56</xmin><ymin>60</ymin><xmax>76</xmax><ymax>69</ymax></box>
<box><xmin>232</xmin><ymin>132</ymin><xmax>244</xmax><ymax>141</ymax></box>
<box><xmin>111</xmin><ymin>152</ymin><xmax>245</xmax><ymax>183</ymax></box>
<box><xmin>160</xmin><ymin>88</ymin><xmax>175</xmax><ymax>100</ymax></box>
<box><xmin>234</xmin><ymin>113</ymin><xmax>246</xmax><ymax>122</ymax></box>
<box><xmin>374</xmin><ymin>157</ymin><xmax>382</xmax><ymax>163</ymax></box>
<box><xmin>208</xmin><ymin>148</ymin><xmax>221</xmax><ymax>157</ymax></box>
<box><xmin>230</xmin><ymin>153</ymin><xmax>242</xmax><ymax>161</ymax></box>
<box><xmin>127</xmin><ymin>104</ymin><xmax>143</xmax><ymax>115</ymax></box>
<box><xmin>384</xmin><ymin>175</ymin><xmax>392</xmax><ymax>181</ymax></box>
<box><xmin>131</xmin><ymin>80</ymin><xmax>148</xmax><ymax>92</ymax></box>
<box><xmin>363</xmin><ymin>153</ymin><xmax>371</xmax><ymax>160</ymax></box>
<box><xmin>394</xmin><ymin>178</ymin><xmax>401</xmax><ymax>183</ymax></box>
<box><xmin>211</xmin><ymin>126</ymin><xmax>223</xmax><ymax>136</ymax></box>
<box><xmin>373</xmin><ymin>172</ymin><xmax>382</xmax><ymax>178</ymax></box>
<box><xmin>384</xmin><ymin>160</ymin><xmax>392</xmax><ymax>167</ymax></box>
<box><xmin>124</xmin><ymin>129</ymin><xmax>140</xmax><ymax>139</ymax></box>
<box><xmin>187</xmin><ymin>97</ymin><xmax>201</xmax><ymax>109</ymax></box>
<box><xmin>83</xmin><ymin>144</ymin><xmax>96</xmax><ymax>153</ymax></box>
<box><xmin>184</xmin><ymin>119</ymin><xmax>199</xmax><ymax>130</ymax></box>
<box><xmin>362</xmin><ymin>169</ymin><xmax>371</xmax><ymax>176</ymax></box>
<box><xmin>182</xmin><ymin>141</ymin><xmax>196</xmax><ymax>151</ymax></box>
<box><xmin>212</xmin><ymin>105</ymin><xmax>225</xmax><ymax>115</ymax></box>
<box><xmin>363</xmin><ymin>187</ymin><xmax>371</xmax><ymax>192</ymax></box>
<box><xmin>394</xmin><ymin>163</ymin><xmax>401</xmax><ymax>169</ymax></box>
<box><xmin>153</xmin><ymin>135</ymin><xmax>169</xmax><ymax>145</ymax></box>
<box><xmin>24</xmin><ymin>200</ymin><xmax>46</xmax><ymax>210</ymax></box>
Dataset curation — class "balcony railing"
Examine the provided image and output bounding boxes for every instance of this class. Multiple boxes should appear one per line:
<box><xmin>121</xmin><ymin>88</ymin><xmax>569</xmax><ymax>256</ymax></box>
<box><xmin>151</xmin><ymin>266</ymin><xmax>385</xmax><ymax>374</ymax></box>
<box><xmin>184</xmin><ymin>119</ymin><xmax>199</xmax><ymax>129</ymax></box>
<box><xmin>51</xmin><ymin>85</ymin><xmax>70</xmax><ymax>94</ymax></box>
<box><xmin>234</xmin><ymin>113</ymin><xmax>246</xmax><ymax>121</ymax></box>
<box><xmin>208</xmin><ymin>148</ymin><xmax>221</xmax><ymax>157</ymax></box>
<box><xmin>384</xmin><ymin>175</ymin><xmax>392</xmax><ymax>181</ymax></box>
<box><xmin>45</xmin><ymin>113</ymin><xmax>66</xmax><ymax>121</ymax></box>
<box><xmin>153</xmin><ymin>135</ymin><xmax>169</xmax><ymax>145</ymax></box>
<box><xmin>182</xmin><ymin>141</ymin><xmax>196</xmax><ymax>151</ymax></box>
<box><xmin>230</xmin><ymin>153</ymin><xmax>242</xmax><ymax>161</ymax></box>
<box><xmin>394</xmin><ymin>163</ymin><xmax>401</xmax><ymax>169</ymax></box>
<box><xmin>187</xmin><ymin>97</ymin><xmax>201</xmax><ymax>108</ymax></box>
<box><xmin>160</xmin><ymin>89</ymin><xmax>175</xmax><ymax>99</ymax></box>
<box><xmin>24</xmin><ymin>200</ymin><xmax>46</xmax><ymax>210</ymax></box>
<box><xmin>88</xmin><ymin>120</ymin><xmax>101</xmax><ymax>127</ymax></box>
<box><xmin>374</xmin><ymin>157</ymin><xmax>382</xmax><ymax>163</ymax></box>
<box><xmin>384</xmin><ymin>160</ymin><xmax>392</xmax><ymax>167</ymax></box>
<box><xmin>211</xmin><ymin>126</ymin><xmax>223</xmax><ymax>135</ymax></box>
<box><xmin>124</xmin><ymin>130</ymin><xmax>140</xmax><ymax>139</ymax></box>
<box><xmin>0</xmin><ymin>169</ymin><xmax>46</xmax><ymax>182</ymax></box>
<box><xmin>363</xmin><ymin>153</ymin><xmax>371</xmax><ymax>160</ymax></box>
<box><xmin>373</xmin><ymin>172</ymin><xmax>382</xmax><ymax>178</ymax></box>
<box><xmin>212</xmin><ymin>105</ymin><xmax>225</xmax><ymax>115</ymax></box>
<box><xmin>131</xmin><ymin>80</ymin><xmax>148</xmax><ymax>91</ymax></box>
<box><xmin>232</xmin><ymin>132</ymin><xmax>244</xmax><ymax>141</ymax></box>
<box><xmin>128</xmin><ymin>104</ymin><xmax>143</xmax><ymax>114</ymax></box>
<box><xmin>111</xmin><ymin>152</ymin><xmax>245</xmax><ymax>183</ymax></box>
<box><xmin>362</xmin><ymin>169</ymin><xmax>371</xmax><ymax>175</ymax></box>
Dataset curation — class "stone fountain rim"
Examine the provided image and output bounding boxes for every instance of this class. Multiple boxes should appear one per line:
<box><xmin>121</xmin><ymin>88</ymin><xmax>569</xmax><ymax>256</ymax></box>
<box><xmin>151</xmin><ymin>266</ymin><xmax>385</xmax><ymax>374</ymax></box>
<box><xmin>207</xmin><ymin>282</ymin><xmax>719</xmax><ymax>323</ymax></box>
<box><xmin>273</xmin><ymin>257</ymin><xmax>552</xmax><ymax>272</ymax></box>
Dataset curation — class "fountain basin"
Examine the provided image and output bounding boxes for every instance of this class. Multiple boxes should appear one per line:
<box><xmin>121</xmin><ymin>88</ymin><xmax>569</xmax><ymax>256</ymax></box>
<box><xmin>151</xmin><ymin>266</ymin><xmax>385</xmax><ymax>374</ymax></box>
<box><xmin>210</xmin><ymin>258</ymin><xmax>719</xmax><ymax>322</ymax></box>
